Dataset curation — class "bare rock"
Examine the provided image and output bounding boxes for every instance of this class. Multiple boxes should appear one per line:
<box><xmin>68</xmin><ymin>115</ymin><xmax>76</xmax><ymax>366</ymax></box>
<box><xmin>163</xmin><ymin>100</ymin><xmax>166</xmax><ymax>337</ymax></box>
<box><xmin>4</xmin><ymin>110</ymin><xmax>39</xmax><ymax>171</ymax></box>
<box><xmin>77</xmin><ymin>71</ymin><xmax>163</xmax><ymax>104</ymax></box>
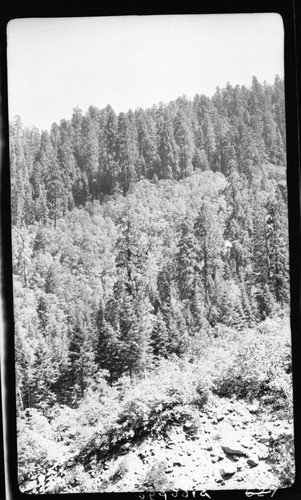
<box><xmin>173</xmin><ymin>460</ymin><xmax>185</xmax><ymax>467</ymax></box>
<box><xmin>238</xmin><ymin>437</ymin><xmax>254</xmax><ymax>450</ymax></box>
<box><xmin>219</xmin><ymin>459</ymin><xmax>237</xmax><ymax>477</ymax></box>
<box><xmin>120</xmin><ymin>443</ymin><xmax>131</xmax><ymax>454</ymax></box>
<box><xmin>258</xmin><ymin>445</ymin><xmax>269</xmax><ymax>460</ymax></box>
<box><xmin>248</xmin><ymin>403</ymin><xmax>259</xmax><ymax>413</ymax></box>
<box><xmin>247</xmin><ymin>454</ymin><xmax>259</xmax><ymax>467</ymax></box>
<box><xmin>221</xmin><ymin>442</ymin><xmax>246</xmax><ymax>456</ymax></box>
<box><xmin>183</xmin><ymin>422</ymin><xmax>194</xmax><ymax>431</ymax></box>
<box><xmin>166</xmin><ymin>442</ymin><xmax>175</xmax><ymax>449</ymax></box>
<box><xmin>22</xmin><ymin>480</ymin><xmax>38</xmax><ymax>493</ymax></box>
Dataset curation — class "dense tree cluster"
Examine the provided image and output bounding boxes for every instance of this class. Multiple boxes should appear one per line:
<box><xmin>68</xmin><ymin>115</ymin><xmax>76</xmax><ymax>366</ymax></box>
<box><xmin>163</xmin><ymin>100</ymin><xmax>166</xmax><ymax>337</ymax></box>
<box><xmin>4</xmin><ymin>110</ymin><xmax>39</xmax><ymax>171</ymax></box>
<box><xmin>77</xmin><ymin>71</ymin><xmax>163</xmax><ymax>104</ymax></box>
<box><xmin>11</xmin><ymin>76</ymin><xmax>289</xmax><ymax>413</ymax></box>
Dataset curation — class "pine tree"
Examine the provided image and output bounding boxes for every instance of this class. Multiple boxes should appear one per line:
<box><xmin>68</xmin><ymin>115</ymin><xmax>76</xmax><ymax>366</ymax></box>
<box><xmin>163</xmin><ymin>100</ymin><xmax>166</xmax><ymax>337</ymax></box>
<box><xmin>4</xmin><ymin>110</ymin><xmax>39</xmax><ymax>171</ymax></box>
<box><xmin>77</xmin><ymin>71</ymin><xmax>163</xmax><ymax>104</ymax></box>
<box><xmin>224</xmin><ymin>169</ymin><xmax>253</xmax><ymax>280</ymax></box>
<box><xmin>95</xmin><ymin>301</ymin><xmax>122</xmax><ymax>383</ymax></box>
<box><xmin>157</xmin><ymin>107</ymin><xmax>179</xmax><ymax>179</ymax></box>
<box><xmin>116</xmin><ymin>112</ymin><xmax>137</xmax><ymax>195</ymax></box>
<box><xmin>101</xmin><ymin>104</ymin><xmax>118</xmax><ymax>193</ymax></box>
<box><xmin>135</xmin><ymin>108</ymin><xmax>159</xmax><ymax>180</ymax></box>
<box><xmin>57</xmin><ymin>119</ymin><xmax>76</xmax><ymax>208</ymax></box>
<box><xmin>10</xmin><ymin>116</ymin><xmax>34</xmax><ymax>225</ymax></box>
<box><xmin>194</xmin><ymin>201</ymin><xmax>225</xmax><ymax>324</ymax></box>
<box><xmin>202</xmin><ymin>110</ymin><xmax>217</xmax><ymax>167</ymax></box>
<box><xmin>272</xmin><ymin>75</ymin><xmax>286</xmax><ymax>145</ymax></box>
<box><xmin>176</xmin><ymin>218</ymin><xmax>198</xmax><ymax>302</ymax></box>
<box><xmin>173</xmin><ymin>108</ymin><xmax>194</xmax><ymax>179</ymax></box>
<box><xmin>151</xmin><ymin>309</ymin><xmax>169</xmax><ymax>358</ymax></box>
<box><xmin>265</xmin><ymin>185</ymin><xmax>290</xmax><ymax>305</ymax></box>
<box><xmin>81</xmin><ymin>114</ymin><xmax>100</xmax><ymax>199</ymax></box>
<box><xmin>66</xmin><ymin>308</ymin><xmax>96</xmax><ymax>404</ymax></box>
<box><xmin>39</xmin><ymin>130</ymin><xmax>68</xmax><ymax>227</ymax></box>
<box><xmin>71</xmin><ymin>107</ymin><xmax>84</xmax><ymax>170</ymax></box>
<box><xmin>252</xmin><ymin>191</ymin><xmax>275</xmax><ymax>317</ymax></box>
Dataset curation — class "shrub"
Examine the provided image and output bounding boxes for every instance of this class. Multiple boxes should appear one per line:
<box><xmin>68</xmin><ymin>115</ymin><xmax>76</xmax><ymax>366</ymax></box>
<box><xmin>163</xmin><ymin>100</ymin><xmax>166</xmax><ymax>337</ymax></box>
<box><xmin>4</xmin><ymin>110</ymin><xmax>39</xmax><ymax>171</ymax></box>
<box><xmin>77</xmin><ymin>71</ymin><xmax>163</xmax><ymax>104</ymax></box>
<box><xmin>17</xmin><ymin>413</ymin><xmax>63</xmax><ymax>484</ymax></box>
<box><xmin>49</xmin><ymin>405</ymin><xmax>83</xmax><ymax>446</ymax></box>
<box><xmin>109</xmin><ymin>457</ymin><xmax>130</xmax><ymax>483</ymax></box>
<box><xmin>212</xmin><ymin>318</ymin><xmax>293</xmax><ymax>414</ymax></box>
<box><xmin>141</xmin><ymin>460</ymin><xmax>174</xmax><ymax>491</ymax></box>
<box><xmin>75</xmin><ymin>358</ymin><xmax>209</xmax><ymax>465</ymax></box>
<box><xmin>63</xmin><ymin>464</ymin><xmax>101</xmax><ymax>493</ymax></box>
<box><xmin>115</xmin><ymin>358</ymin><xmax>208</xmax><ymax>439</ymax></box>
<box><xmin>267</xmin><ymin>433</ymin><xmax>295</xmax><ymax>488</ymax></box>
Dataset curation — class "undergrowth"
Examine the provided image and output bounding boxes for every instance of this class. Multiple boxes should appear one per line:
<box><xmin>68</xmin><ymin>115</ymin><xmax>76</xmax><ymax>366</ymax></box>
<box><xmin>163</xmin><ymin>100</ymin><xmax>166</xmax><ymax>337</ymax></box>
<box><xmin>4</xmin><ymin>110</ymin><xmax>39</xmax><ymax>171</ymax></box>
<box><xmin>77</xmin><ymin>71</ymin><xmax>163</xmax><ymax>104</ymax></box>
<box><xmin>211</xmin><ymin>317</ymin><xmax>293</xmax><ymax>418</ymax></box>
<box><xmin>267</xmin><ymin>433</ymin><xmax>295</xmax><ymax>488</ymax></box>
<box><xmin>17</xmin><ymin>316</ymin><xmax>294</xmax><ymax>490</ymax></box>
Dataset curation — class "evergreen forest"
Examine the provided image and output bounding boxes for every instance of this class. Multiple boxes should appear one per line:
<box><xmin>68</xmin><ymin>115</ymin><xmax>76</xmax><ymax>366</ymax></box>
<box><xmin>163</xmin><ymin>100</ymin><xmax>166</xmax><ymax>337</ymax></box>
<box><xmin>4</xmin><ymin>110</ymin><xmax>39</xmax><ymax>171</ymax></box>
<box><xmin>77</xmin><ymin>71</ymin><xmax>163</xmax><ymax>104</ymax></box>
<box><xmin>10</xmin><ymin>76</ymin><xmax>294</xmax><ymax>492</ymax></box>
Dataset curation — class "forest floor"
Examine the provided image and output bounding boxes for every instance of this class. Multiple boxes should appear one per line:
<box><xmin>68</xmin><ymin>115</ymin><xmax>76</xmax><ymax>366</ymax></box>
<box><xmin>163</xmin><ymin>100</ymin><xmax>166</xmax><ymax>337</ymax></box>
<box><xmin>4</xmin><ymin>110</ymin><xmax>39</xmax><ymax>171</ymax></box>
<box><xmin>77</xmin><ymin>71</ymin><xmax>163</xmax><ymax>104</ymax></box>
<box><xmin>93</xmin><ymin>394</ymin><xmax>294</xmax><ymax>493</ymax></box>
<box><xmin>20</xmin><ymin>393</ymin><xmax>294</xmax><ymax>494</ymax></box>
<box><xmin>19</xmin><ymin>317</ymin><xmax>294</xmax><ymax>494</ymax></box>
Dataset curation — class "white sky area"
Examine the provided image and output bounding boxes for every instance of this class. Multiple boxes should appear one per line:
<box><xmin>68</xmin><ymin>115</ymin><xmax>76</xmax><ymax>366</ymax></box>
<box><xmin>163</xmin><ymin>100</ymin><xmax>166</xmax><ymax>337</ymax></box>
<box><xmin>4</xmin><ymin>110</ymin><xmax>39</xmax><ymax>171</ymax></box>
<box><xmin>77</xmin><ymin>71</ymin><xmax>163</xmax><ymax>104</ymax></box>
<box><xmin>7</xmin><ymin>14</ymin><xmax>284</xmax><ymax>131</ymax></box>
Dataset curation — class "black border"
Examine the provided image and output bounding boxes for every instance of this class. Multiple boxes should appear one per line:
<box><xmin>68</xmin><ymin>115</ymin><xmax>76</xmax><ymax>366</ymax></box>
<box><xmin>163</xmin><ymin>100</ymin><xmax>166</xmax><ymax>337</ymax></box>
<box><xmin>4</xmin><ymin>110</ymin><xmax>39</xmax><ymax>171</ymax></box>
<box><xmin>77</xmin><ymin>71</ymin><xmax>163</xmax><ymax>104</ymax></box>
<box><xmin>1</xmin><ymin>1</ymin><xmax>300</xmax><ymax>500</ymax></box>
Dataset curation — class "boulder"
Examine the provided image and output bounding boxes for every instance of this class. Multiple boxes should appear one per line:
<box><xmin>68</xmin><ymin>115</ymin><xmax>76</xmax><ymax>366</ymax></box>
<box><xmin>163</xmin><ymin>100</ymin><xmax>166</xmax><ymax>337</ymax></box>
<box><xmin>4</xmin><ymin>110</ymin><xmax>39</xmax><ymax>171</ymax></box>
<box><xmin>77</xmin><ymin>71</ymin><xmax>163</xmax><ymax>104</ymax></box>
<box><xmin>22</xmin><ymin>480</ymin><xmax>38</xmax><ymax>493</ymax></box>
<box><xmin>221</xmin><ymin>442</ymin><xmax>246</xmax><ymax>456</ymax></box>
<box><xmin>257</xmin><ymin>445</ymin><xmax>269</xmax><ymax>460</ymax></box>
<box><xmin>238</xmin><ymin>437</ymin><xmax>254</xmax><ymax>450</ymax></box>
<box><xmin>247</xmin><ymin>454</ymin><xmax>259</xmax><ymax>467</ymax></box>
<box><xmin>120</xmin><ymin>443</ymin><xmax>131</xmax><ymax>454</ymax></box>
<box><xmin>183</xmin><ymin>422</ymin><xmax>194</xmax><ymax>431</ymax></box>
<box><xmin>173</xmin><ymin>460</ymin><xmax>185</xmax><ymax>467</ymax></box>
<box><xmin>219</xmin><ymin>459</ymin><xmax>237</xmax><ymax>477</ymax></box>
<box><xmin>248</xmin><ymin>402</ymin><xmax>260</xmax><ymax>414</ymax></box>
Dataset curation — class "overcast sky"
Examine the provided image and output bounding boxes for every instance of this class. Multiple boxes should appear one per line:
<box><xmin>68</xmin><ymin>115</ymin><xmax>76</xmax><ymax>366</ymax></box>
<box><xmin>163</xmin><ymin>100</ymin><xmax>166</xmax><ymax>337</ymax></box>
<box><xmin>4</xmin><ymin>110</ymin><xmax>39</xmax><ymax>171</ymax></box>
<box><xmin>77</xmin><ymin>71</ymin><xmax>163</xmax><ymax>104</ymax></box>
<box><xmin>7</xmin><ymin>14</ymin><xmax>284</xmax><ymax>131</ymax></box>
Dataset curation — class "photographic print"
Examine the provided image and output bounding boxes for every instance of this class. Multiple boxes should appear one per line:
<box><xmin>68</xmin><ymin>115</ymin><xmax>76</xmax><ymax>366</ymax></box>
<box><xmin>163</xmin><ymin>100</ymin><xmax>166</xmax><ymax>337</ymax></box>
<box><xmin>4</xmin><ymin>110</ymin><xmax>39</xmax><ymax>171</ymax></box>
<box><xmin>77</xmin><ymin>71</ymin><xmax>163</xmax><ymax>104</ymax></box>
<box><xmin>6</xmin><ymin>13</ymin><xmax>295</xmax><ymax>494</ymax></box>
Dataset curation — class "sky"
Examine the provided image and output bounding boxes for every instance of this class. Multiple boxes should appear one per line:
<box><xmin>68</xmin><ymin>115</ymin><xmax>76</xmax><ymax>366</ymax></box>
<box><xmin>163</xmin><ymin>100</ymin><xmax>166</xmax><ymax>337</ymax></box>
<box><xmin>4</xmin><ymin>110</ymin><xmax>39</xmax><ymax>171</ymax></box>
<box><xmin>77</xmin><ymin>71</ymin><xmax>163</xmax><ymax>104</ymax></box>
<box><xmin>7</xmin><ymin>14</ymin><xmax>284</xmax><ymax>131</ymax></box>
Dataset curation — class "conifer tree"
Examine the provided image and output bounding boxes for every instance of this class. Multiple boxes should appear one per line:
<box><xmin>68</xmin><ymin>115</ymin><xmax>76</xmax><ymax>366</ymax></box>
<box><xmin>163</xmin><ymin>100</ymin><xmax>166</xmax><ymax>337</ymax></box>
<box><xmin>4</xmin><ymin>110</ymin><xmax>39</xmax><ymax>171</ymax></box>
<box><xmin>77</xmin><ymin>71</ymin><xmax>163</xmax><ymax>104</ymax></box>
<box><xmin>71</xmin><ymin>107</ymin><xmax>84</xmax><ymax>170</ymax></box>
<box><xmin>116</xmin><ymin>112</ymin><xmax>137</xmax><ymax>195</ymax></box>
<box><xmin>10</xmin><ymin>116</ymin><xmax>33</xmax><ymax>225</ymax></box>
<box><xmin>151</xmin><ymin>309</ymin><xmax>169</xmax><ymax>358</ymax></box>
<box><xmin>95</xmin><ymin>301</ymin><xmax>122</xmax><ymax>383</ymax></box>
<box><xmin>157</xmin><ymin>108</ymin><xmax>179</xmax><ymax>179</ymax></box>
<box><xmin>70</xmin><ymin>320</ymin><xmax>95</xmax><ymax>402</ymax></box>
<box><xmin>81</xmin><ymin>114</ymin><xmax>100</xmax><ymax>198</ymax></box>
<box><xmin>174</xmin><ymin>108</ymin><xmax>194</xmax><ymax>178</ymax></box>
<box><xmin>194</xmin><ymin>201</ymin><xmax>224</xmax><ymax>324</ymax></box>
<box><xmin>102</xmin><ymin>104</ymin><xmax>118</xmax><ymax>193</ymax></box>
<box><xmin>265</xmin><ymin>185</ymin><xmax>290</xmax><ymax>305</ymax></box>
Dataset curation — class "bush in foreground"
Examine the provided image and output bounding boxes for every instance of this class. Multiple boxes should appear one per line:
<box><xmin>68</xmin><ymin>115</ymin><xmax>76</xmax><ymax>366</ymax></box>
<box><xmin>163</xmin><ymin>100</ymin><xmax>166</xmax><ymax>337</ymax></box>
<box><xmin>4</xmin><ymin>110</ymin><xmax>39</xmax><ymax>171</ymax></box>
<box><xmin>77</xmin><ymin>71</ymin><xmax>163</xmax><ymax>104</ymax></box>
<box><xmin>267</xmin><ymin>432</ymin><xmax>295</xmax><ymax>488</ymax></box>
<box><xmin>212</xmin><ymin>318</ymin><xmax>293</xmax><ymax>418</ymax></box>
<box><xmin>75</xmin><ymin>358</ymin><xmax>209</xmax><ymax>464</ymax></box>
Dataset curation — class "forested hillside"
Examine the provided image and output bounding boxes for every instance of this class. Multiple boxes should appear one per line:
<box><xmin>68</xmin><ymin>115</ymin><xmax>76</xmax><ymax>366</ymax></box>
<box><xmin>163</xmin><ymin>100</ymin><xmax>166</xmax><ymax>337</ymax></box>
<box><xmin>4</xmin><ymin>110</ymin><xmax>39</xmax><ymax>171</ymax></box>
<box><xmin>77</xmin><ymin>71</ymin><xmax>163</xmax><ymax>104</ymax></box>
<box><xmin>10</xmin><ymin>76</ymin><xmax>293</xmax><ymax>492</ymax></box>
